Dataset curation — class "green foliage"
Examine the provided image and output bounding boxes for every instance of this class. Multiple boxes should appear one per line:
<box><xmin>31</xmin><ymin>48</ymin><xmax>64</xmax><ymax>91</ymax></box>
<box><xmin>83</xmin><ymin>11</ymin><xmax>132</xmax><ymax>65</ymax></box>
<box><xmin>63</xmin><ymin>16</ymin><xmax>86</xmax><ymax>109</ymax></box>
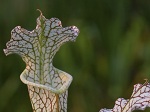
<box><xmin>0</xmin><ymin>0</ymin><xmax>150</xmax><ymax>112</ymax></box>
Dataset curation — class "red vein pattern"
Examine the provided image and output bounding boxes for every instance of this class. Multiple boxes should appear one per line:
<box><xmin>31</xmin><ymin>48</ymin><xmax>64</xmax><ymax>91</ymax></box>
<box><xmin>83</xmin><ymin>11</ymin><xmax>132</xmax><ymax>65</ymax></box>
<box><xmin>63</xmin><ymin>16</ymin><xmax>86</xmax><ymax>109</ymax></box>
<box><xmin>4</xmin><ymin>11</ymin><xmax>79</xmax><ymax>112</ymax></box>
<box><xmin>100</xmin><ymin>81</ymin><xmax>150</xmax><ymax>112</ymax></box>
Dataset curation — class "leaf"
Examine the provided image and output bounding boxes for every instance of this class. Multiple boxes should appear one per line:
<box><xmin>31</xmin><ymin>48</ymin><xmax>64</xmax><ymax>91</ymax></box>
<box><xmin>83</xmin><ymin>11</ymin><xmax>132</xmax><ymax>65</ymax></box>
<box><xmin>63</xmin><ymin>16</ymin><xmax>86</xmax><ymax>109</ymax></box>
<box><xmin>100</xmin><ymin>80</ymin><xmax>150</xmax><ymax>112</ymax></box>
<box><xmin>4</xmin><ymin>10</ymin><xmax>79</xmax><ymax>112</ymax></box>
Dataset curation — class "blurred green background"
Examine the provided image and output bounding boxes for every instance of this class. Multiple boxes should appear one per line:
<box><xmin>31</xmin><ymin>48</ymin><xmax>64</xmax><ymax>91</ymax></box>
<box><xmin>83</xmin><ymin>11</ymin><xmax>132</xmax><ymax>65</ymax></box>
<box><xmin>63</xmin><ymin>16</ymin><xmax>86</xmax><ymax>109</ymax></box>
<box><xmin>1</xmin><ymin>0</ymin><xmax>150</xmax><ymax>112</ymax></box>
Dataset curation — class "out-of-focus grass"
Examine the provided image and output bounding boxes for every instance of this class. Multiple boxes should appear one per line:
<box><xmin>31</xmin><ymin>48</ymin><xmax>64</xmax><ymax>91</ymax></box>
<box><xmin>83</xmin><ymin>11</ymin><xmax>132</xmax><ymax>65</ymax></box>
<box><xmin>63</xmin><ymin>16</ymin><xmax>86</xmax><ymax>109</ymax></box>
<box><xmin>0</xmin><ymin>0</ymin><xmax>150</xmax><ymax>112</ymax></box>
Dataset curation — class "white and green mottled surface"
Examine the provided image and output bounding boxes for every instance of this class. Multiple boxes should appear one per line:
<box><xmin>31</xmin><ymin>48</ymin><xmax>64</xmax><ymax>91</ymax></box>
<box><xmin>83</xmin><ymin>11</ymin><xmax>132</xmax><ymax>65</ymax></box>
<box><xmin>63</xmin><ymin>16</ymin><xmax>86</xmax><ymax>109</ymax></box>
<box><xmin>4</xmin><ymin>11</ymin><xmax>79</xmax><ymax>112</ymax></box>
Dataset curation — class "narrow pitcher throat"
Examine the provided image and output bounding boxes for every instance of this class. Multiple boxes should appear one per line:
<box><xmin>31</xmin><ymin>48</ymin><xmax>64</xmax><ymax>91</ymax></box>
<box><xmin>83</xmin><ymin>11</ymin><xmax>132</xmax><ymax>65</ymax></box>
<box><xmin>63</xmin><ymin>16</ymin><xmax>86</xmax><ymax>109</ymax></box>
<box><xmin>20</xmin><ymin>64</ymin><xmax>73</xmax><ymax>94</ymax></box>
<box><xmin>20</xmin><ymin>52</ymin><xmax>73</xmax><ymax>94</ymax></box>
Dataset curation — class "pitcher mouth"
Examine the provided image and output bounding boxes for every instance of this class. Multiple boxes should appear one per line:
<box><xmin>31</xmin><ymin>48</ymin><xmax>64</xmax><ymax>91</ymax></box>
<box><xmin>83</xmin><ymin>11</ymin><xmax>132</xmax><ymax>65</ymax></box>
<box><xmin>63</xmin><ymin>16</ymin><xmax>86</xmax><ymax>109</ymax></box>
<box><xmin>20</xmin><ymin>69</ymin><xmax>73</xmax><ymax>94</ymax></box>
